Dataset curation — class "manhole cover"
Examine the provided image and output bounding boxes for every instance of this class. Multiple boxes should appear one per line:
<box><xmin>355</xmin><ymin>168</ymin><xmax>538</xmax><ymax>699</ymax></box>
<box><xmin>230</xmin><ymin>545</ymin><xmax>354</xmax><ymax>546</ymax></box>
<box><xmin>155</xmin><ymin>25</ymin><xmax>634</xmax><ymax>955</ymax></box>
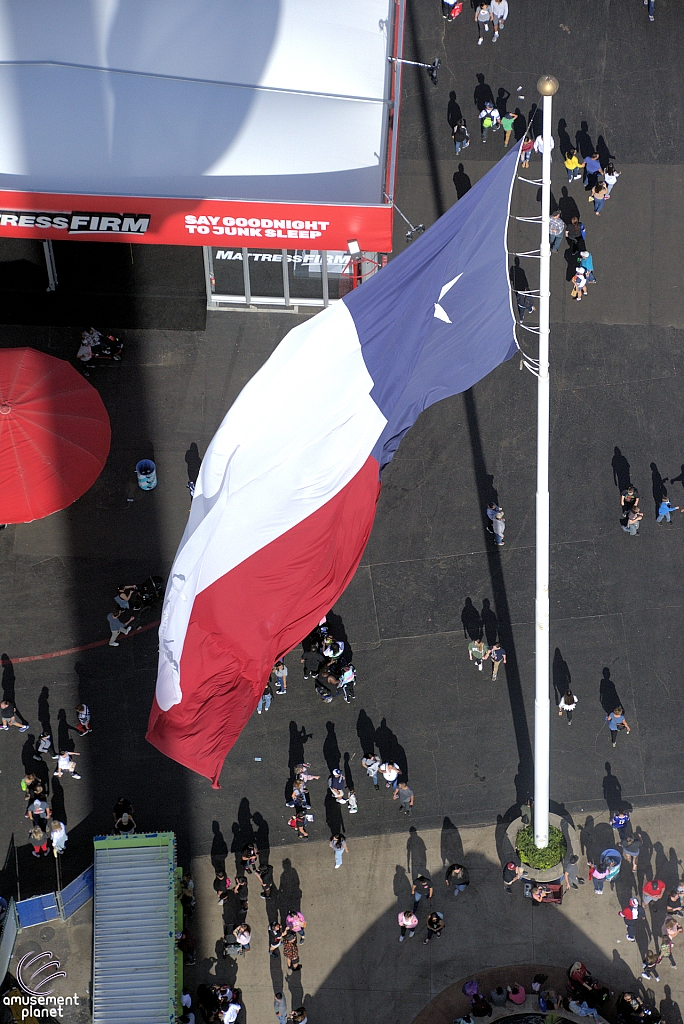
<box><xmin>39</xmin><ymin>927</ymin><xmax>55</xmax><ymax>941</ymax></box>
<box><xmin>14</xmin><ymin>941</ymin><xmax>42</xmax><ymax>959</ymax></box>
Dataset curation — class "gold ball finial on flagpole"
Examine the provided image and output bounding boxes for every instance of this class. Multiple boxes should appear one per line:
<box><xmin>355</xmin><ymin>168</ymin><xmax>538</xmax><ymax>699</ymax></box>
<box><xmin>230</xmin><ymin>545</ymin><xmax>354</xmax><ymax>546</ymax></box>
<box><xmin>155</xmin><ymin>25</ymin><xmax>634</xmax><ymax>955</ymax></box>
<box><xmin>537</xmin><ymin>76</ymin><xmax>559</xmax><ymax>97</ymax></box>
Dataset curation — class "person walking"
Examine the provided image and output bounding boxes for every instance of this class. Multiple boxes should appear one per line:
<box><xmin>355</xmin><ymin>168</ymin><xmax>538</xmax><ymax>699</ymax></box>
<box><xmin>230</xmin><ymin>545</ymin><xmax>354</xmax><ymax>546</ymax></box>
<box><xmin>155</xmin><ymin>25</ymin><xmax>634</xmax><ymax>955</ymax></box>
<box><xmin>257</xmin><ymin>863</ymin><xmax>276</xmax><ymax>900</ymax></box>
<box><xmin>564</xmin><ymin>854</ymin><xmax>584</xmax><ymax>890</ymax></box>
<box><xmin>330</xmin><ymin>833</ymin><xmax>348</xmax><ymax>869</ymax></box>
<box><xmin>479</xmin><ymin>102</ymin><xmax>500</xmax><ymax>142</ymax></box>
<box><xmin>468</xmin><ymin>637</ymin><xmax>489</xmax><ymax>671</ymax></box>
<box><xmin>490</xmin><ymin>0</ymin><xmax>508</xmax><ymax>39</ymax></box>
<box><xmin>501</xmin><ymin>110</ymin><xmax>517</xmax><ymax>146</ymax></box>
<box><xmin>489</xmin><ymin>643</ymin><xmax>506</xmax><ymax>680</ymax></box>
<box><xmin>622</xmin><ymin>507</ymin><xmax>643</xmax><ymax>535</ymax></box>
<box><xmin>549</xmin><ymin>210</ymin><xmax>565</xmax><ymax>252</ymax></box>
<box><xmin>54</xmin><ymin>750</ymin><xmax>81</xmax><ymax>780</ymax></box>
<box><xmin>452</xmin><ymin>119</ymin><xmax>470</xmax><ymax>155</ymax></box>
<box><xmin>398</xmin><ymin>909</ymin><xmax>419</xmax><ymax>941</ymax></box>
<box><xmin>642</xmin><ymin>950</ymin><xmax>662</xmax><ymax>982</ymax></box>
<box><xmin>274</xmin><ymin>992</ymin><xmax>288</xmax><ymax>1024</ymax></box>
<box><xmin>565</xmin><ymin>216</ymin><xmax>586</xmax><ymax>255</ymax></box>
<box><xmin>564</xmin><ymin>149</ymin><xmax>585</xmax><ymax>182</ymax></box>
<box><xmin>107</xmin><ymin>607</ymin><xmax>133</xmax><ymax>646</ymax></box>
<box><xmin>379</xmin><ymin>761</ymin><xmax>401</xmax><ymax>790</ymax></box>
<box><xmin>269</xmin><ymin>921</ymin><xmax>284</xmax><ymax>957</ymax></box>
<box><xmin>579</xmin><ymin>251</ymin><xmax>596</xmax><ymax>283</ymax></box>
<box><xmin>657</xmin><ymin>496</ymin><xmax>680</xmax><ymax>523</ymax></box>
<box><xmin>558</xmin><ymin>689</ymin><xmax>578</xmax><ymax>724</ymax></box>
<box><xmin>114</xmin><ymin>811</ymin><xmax>136</xmax><ymax>834</ymax></box>
<box><xmin>667</xmin><ymin>889</ymin><xmax>684</xmax><ymax>917</ymax></box>
<box><xmin>257</xmin><ymin>680</ymin><xmax>273</xmax><ymax>714</ymax></box>
<box><xmin>474</xmin><ymin>2</ymin><xmax>492</xmax><ymax>44</ymax></box>
<box><xmin>589</xmin><ymin>179</ymin><xmax>609</xmax><ymax>216</ymax></box>
<box><xmin>423</xmin><ymin>911</ymin><xmax>445</xmax><ymax>943</ymax></box>
<box><xmin>583</xmin><ymin>152</ymin><xmax>603</xmax><ymax>189</ymax></box>
<box><xmin>621</xmin><ymin>833</ymin><xmax>642</xmax><ymax>874</ymax></box>
<box><xmin>571</xmin><ymin>266</ymin><xmax>588</xmax><ymax>302</ymax></box>
<box><xmin>362</xmin><ymin>753</ymin><xmax>381</xmax><ymax>790</ymax></box>
<box><xmin>213</xmin><ymin>870</ymin><xmax>231</xmax><ymax>905</ymax></box>
<box><xmin>521</xmin><ymin>136</ymin><xmax>533</xmax><ymax>168</ymax></box>
<box><xmin>661</xmin><ymin>917</ymin><xmax>682</xmax><ymax>966</ymax></box>
<box><xmin>234</xmin><ymin>923</ymin><xmax>251</xmax><ymax>952</ymax></box>
<box><xmin>606</xmin><ymin>706</ymin><xmax>631</xmax><ymax>746</ymax></box>
<box><xmin>644</xmin><ymin>0</ymin><xmax>655</xmax><ymax>22</ymax></box>
<box><xmin>301</xmin><ymin>646</ymin><xmax>325</xmax><ymax>680</ymax></box>
<box><xmin>604</xmin><ymin>163</ymin><xmax>621</xmax><ymax>194</ymax></box>
<box><xmin>273</xmin><ymin>660</ymin><xmax>288</xmax><ymax>694</ymax></box>
<box><xmin>609</xmin><ymin>806</ymin><xmax>631</xmax><ymax>837</ymax></box>
<box><xmin>620</xmin><ymin>897</ymin><xmax>645</xmax><ymax>942</ymax></box>
<box><xmin>588</xmin><ymin>860</ymin><xmax>609</xmax><ymax>895</ymax></box>
<box><xmin>50</xmin><ymin>819</ymin><xmax>68</xmax><ymax>855</ymax></box>
<box><xmin>75</xmin><ymin>703</ymin><xmax>92</xmax><ymax>734</ymax></box>
<box><xmin>0</xmin><ymin>701</ymin><xmax>29</xmax><ymax>732</ymax></box>
<box><xmin>412</xmin><ymin>875</ymin><xmax>433</xmax><ymax>913</ymax></box>
<box><xmin>29</xmin><ymin>823</ymin><xmax>50</xmax><ymax>858</ymax></box>
<box><xmin>286</xmin><ymin>910</ymin><xmax>307</xmax><ymax>944</ymax></box>
<box><xmin>282</xmin><ymin>928</ymin><xmax>301</xmax><ymax>972</ymax></box>
<box><xmin>445</xmin><ymin>863</ymin><xmax>470</xmax><ymax>896</ymax></box>
<box><xmin>621</xmin><ymin>485</ymin><xmax>639</xmax><ymax>514</ymax></box>
<box><xmin>534</xmin><ymin>134</ymin><xmax>555</xmax><ymax>160</ymax></box>
<box><xmin>486</xmin><ymin>501</ymin><xmax>503</xmax><ymax>533</ymax></box>
<box><xmin>492</xmin><ymin>511</ymin><xmax>506</xmax><ymax>546</ymax></box>
<box><xmin>394</xmin><ymin>781</ymin><xmax>414</xmax><ymax>815</ymax></box>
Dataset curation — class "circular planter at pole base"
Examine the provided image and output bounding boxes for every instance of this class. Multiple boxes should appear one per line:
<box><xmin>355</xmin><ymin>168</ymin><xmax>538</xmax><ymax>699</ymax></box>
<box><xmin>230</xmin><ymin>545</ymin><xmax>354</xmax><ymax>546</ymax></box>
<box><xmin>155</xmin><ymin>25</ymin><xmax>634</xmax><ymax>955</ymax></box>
<box><xmin>505</xmin><ymin>813</ymin><xmax>577</xmax><ymax>882</ymax></box>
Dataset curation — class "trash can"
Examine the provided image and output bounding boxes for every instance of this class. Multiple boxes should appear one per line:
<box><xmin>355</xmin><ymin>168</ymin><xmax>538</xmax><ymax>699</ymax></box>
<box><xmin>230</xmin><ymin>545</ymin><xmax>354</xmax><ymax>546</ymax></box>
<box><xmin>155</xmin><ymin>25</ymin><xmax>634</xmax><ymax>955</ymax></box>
<box><xmin>135</xmin><ymin>459</ymin><xmax>157</xmax><ymax>490</ymax></box>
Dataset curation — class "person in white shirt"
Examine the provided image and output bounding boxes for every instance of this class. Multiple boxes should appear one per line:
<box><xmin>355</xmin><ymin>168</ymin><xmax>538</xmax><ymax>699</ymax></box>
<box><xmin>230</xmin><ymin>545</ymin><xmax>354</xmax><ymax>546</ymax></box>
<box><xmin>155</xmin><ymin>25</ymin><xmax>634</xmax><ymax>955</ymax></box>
<box><xmin>558</xmin><ymin>690</ymin><xmax>578</xmax><ymax>725</ymax></box>
<box><xmin>533</xmin><ymin>134</ymin><xmax>555</xmax><ymax>158</ymax></box>
<box><xmin>490</xmin><ymin>0</ymin><xmax>508</xmax><ymax>40</ymax></box>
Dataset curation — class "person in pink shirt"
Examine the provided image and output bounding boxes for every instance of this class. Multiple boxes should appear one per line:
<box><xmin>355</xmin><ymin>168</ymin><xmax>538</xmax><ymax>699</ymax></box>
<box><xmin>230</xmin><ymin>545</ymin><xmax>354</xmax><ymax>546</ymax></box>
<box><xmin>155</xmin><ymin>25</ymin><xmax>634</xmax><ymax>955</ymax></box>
<box><xmin>398</xmin><ymin>910</ymin><xmax>418</xmax><ymax>941</ymax></box>
<box><xmin>507</xmin><ymin>985</ymin><xmax>526</xmax><ymax>1005</ymax></box>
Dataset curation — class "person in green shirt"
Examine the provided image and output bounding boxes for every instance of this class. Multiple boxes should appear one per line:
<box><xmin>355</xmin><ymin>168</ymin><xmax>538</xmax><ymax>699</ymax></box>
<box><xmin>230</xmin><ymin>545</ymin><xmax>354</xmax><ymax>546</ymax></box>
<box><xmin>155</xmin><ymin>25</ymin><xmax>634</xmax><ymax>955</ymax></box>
<box><xmin>468</xmin><ymin>638</ymin><xmax>489</xmax><ymax>671</ymax></box>
<box><xmin>502</xmin><ymin>111</ymin><xmax>517</xmax><ymax>147</ymax></box>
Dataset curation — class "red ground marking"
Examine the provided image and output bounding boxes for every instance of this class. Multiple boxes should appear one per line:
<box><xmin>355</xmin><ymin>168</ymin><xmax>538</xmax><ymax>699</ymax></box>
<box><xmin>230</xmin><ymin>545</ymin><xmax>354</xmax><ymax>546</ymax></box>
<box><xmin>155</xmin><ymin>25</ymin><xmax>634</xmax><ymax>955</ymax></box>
<box><xmin>9</xmin><ymin>620</ymin><xmax>160</xmax><ymax>663</ymax></box>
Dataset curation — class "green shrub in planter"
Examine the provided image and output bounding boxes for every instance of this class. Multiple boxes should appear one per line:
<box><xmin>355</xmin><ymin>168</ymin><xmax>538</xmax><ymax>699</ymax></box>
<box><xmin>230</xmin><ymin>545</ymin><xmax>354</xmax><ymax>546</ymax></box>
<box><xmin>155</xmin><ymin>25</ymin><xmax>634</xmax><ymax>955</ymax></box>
<box><xmin>516</xmin><ymin>824</ymin><xmax>566</xmax><ymax>871</ymax></box>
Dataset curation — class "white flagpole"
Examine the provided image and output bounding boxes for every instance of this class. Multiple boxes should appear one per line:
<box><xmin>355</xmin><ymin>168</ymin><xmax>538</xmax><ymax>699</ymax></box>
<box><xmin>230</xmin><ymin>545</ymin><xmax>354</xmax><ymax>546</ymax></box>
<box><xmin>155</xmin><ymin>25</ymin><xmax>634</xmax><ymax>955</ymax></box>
<box><xmin>534</xmin><ymin>75</ymin><xmax>558</xmax><ymax>850</ymax></box>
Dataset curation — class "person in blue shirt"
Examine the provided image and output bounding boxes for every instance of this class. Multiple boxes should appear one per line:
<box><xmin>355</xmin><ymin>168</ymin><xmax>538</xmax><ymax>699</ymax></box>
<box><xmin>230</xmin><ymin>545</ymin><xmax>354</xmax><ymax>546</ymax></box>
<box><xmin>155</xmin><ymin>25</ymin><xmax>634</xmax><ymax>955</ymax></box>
<box><xmin>657</xmin><ymin>496</ymin><xmax>680</xmax><ymax>523</ymax></box>
<box><xmin>606</xmin><ymin>706</ymin><xmax>631</xmax><ymax>747</ymax></box>
<box><xmin>579</xmin><ymin>251</ymin><xmax>596</xmax><ymax>283</ymax></box>
<box><xmin>583</xmin><ymin>152</ymin><xmax>602</xmax><ymax>189</ymax></box>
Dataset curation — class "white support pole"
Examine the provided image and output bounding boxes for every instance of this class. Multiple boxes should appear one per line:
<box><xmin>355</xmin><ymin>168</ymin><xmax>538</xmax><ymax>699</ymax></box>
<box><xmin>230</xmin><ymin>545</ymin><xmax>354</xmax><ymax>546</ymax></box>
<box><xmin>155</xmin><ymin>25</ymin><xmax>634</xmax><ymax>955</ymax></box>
<box><xmin>534</xmin><ymin>76</ymin><xmax>558</xmax><ymax>850</ymax></box>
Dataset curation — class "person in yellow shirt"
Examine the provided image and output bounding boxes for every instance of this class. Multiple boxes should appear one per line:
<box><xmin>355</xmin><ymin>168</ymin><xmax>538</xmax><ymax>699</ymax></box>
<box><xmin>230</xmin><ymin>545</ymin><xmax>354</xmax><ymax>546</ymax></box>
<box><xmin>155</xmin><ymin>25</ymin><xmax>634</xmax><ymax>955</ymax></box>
<box><xmin>564</xmin><ymin>148</ymin><xmax>584</xmax><ymax>183</ymax></box>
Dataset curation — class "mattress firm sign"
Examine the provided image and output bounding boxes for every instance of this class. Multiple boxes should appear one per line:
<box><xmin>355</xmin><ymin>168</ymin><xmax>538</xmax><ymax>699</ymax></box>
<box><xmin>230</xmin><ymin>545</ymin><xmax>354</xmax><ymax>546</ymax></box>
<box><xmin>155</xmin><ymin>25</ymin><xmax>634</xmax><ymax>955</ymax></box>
<box><xmin>0</xmin><ymin>191</ymin><xmax>393</xmax><ymax>252</ymax></box>
<box><xmin>0</xmin><ymin>210</ymin><xmax>150</xmax><ymax>234</ymax></box>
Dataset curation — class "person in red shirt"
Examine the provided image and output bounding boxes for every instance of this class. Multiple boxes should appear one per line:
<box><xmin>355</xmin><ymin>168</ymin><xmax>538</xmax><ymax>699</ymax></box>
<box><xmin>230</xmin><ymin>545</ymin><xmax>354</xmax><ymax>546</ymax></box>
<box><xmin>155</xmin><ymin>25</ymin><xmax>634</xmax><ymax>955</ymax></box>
<box><xmin>643</xmin><ymin>879</ymin><xmax>667</xmax><ymax>905</ymax></box>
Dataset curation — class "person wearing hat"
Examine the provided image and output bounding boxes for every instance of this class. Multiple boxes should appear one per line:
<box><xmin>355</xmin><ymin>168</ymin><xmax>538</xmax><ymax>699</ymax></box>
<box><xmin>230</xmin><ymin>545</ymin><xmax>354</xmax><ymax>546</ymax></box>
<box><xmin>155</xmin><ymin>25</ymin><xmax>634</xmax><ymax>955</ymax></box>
<box><xmin>643</xmin><ymin>878</ymin><xmax>667</xmax><ymax>904</ymax></box>
<box><xmin>502</xmin><ymin>861</ymin><xmax>528</xmax><ymax>893</ymax></box>
<box><xmin>479</xmin><ymin>102</ymin><xmax>500</xmax><ymax>142</ymax></box>
<box><xmin>579</xmin><ymin>251</ymin><xmax>596</xmax><ymax>283</ymax></box>
<box><xmin>114</xmin><ymin>811</ymin><xmax>136</xmax><ymax>835</ymax></box>
<box><xmin>620</xmin><ymin>897</ymin><xmax>645</xmax><ymax>941</ymax></box>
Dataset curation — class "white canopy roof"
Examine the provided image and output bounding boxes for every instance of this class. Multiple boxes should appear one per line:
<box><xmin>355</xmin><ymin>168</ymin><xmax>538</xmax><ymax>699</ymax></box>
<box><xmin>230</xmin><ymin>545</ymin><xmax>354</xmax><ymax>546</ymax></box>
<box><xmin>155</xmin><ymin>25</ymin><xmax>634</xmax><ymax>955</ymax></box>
<box><xmin>0</xmin><ymin>0</ymin><xmax>394</xmax><ymax>204</ymax></box>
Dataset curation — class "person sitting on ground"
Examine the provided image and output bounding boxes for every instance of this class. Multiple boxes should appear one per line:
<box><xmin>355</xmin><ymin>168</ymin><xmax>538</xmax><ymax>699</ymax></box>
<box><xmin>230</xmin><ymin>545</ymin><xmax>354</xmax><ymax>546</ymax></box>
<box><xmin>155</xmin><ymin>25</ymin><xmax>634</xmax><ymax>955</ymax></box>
<box><xmin>507</xmin><ymin>984</ymin><xmax>526</xmax><ymax>1005</ymax></box>
<box><xmin>470</xmin><ymin>994</ymin><xmax>492</xmax><ymax>1018</ymax></box>
<box><xmin>490</xmin><ymin>987</ymin><xmax>507</xmax><ymax>1007</ymax></box>
<box><xmin>569</xmin><ymin>998</ymin><xmax>600</xmax><ymax>1021</ymax></box>
<box><xmin>423</xmin><ymin>911</ymin><xmax>445</xmax><ymax>944</ymax></box>
<box><xmin>539</xmin><ymin>990</ymin><xmax>562</xmax><ymax>1012</ymax></box>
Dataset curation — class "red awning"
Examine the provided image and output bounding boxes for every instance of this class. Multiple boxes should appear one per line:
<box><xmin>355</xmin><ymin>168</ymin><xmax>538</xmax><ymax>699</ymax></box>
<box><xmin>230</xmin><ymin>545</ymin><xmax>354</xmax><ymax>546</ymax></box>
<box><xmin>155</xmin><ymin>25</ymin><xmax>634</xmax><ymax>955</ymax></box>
<box><xmin>0</xmin><ymin>348</ymin><xmax>111</xmax><ymax>523</ymax></box>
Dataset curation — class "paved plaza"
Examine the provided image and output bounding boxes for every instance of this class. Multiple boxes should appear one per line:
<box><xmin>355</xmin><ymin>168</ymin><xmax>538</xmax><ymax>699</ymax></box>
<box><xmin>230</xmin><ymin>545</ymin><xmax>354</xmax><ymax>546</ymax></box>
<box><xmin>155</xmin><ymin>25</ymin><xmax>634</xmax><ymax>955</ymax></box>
<box><xmin>1</xmin><ymin>2</ymin><xmax>684</xmax><ymax>1022</ymax></box>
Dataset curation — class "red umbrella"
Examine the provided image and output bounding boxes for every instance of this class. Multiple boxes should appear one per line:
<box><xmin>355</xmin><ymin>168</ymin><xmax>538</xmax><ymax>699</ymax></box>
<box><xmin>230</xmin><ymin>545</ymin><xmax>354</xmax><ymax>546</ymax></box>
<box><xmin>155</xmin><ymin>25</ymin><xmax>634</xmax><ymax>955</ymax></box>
<box><xmin>0</xmin><ymin>348</ymin><xmax>111</xmax><ymax>523</ymax></box>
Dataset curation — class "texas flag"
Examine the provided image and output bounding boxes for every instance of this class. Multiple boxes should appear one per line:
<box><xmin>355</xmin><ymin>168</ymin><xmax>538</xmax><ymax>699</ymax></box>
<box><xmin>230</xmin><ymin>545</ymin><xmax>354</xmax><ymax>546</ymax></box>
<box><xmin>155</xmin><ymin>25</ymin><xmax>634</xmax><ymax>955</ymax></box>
<box><xmin>147</xmin><ymin>144</ymin><xmax>521</xmax><ymax>785</ymax></box>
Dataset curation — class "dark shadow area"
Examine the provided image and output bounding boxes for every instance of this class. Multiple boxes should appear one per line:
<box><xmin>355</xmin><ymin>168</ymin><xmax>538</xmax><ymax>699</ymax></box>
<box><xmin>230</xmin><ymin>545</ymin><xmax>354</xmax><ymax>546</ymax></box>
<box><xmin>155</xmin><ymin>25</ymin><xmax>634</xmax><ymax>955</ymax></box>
<box><xmin>474</xmin><ymin>73</ymin><xmax>494</xmax><ymax>111</ymax></box>
<box><xmin>552</xmin><ymin>647</ymin><xmax>571</xmax><ymax>706</ymax></box>
<box><xmin>599</xmin><ymin>667</ymin><xmax>622</xmax><ymax>715</ymax></box>
<box><xmin>660</xmin><ymin>986</ymin><xmax>684</xmax><ymax>1024</ymax></box>
<box><xmin>211</xmin><ymin>820</ymin><xmax>229</xmax><ymax>874</ymax></box>
<box><xmin>374</xmin><ymin>717</ymin><xmax>408</xmax><ymax>782</ymax></box>
<box><xmin>509</xmin><ymin>256</ymin><xmax>528</xmax><ymax>294</ymax></box>
<box><xmin>596</xmin><ymin>135</ymin><xmax>615</xmax><ymax>170</ymax></box>
<box><xmin>527</xmin><ymin>103</ymin><xmax>541</xmax><ymax>138</ymax></box>
<box><xmin>356</xmin><ymin>709</ymin><xmax>376</xmax><ymax>756</ymax></box>
<box><xmin>496</xmin><ymin>87</ymin><xmax>510</xmax><ymax>116</ymax></box>
<box><xmin>651</xmin><ymin>463</ymin><xmax>669</xmax><ymax>517</ymax></box>
<box><xmin>452</xmin><ymin>164</ymin><xmax>472</xmax><ymax>200</ymax></box>
<box><xmin>557</xmin><ymin>118</ymin><xmax>573</xmax><ymax>158</ymax></box>
<box><xmin>462</xmin><ymin>388</ymin><xmax>534</xmax><ymax>805</ymax></box>
<box><xmin>406</xmin><ymin>0</ymin><xmax>444</xmax><ymax>218</ymax></box>
<box><xmin>669</xmin><ymin>464</ymin><xmax>684</xmax><ymax>494</ymax></box>
<box><xmin>481</xmin><ymin>598</ymin><xmax>498</xmax><ymax>646</ymax></box>
<box><xmin>407</xmin><ymin>825</ymin><xmax>427</xmax><ymax>877</ymax></box>
<box><xmin>323</xmin><ymin>721</ymin><xmax>341</xmax><ymax>773</ymax></box>
<box><xmin>252</xmin><ymin>811</ymin><xmax>270</xmax><ymax>867</ymax></box>
<box><xmin>602</xmin><ymin>762</ymin><xmax>625</xmax><ymax>817</ymax></box>
<box><xmin>288</xmin><ymin>721</ymin><xmax>312</xmax><ymax>771</ymax></box>
<box><xmin>1</xmin><ymin>654</ymin><xmax>15</xmax><ymax>703</ymax></box>
<box><xmin>635</xmin><ymin>826</ymin><xmax>654</xmax><ymax>890</ymax></box>
<box><xmin>564</xmin><ymin>245</ymin><xmax>579</xmax><ymax>283</ymax></box>
<box><xmin>440</xmin><ymin>817</ymin><xmax>464</xmax><ymax>866</ymax></box>
<box><xmin>185</xmin><ymin>442</ymin><xmax>202</xmax><ymax>484</ymax></box>
<box><xmin>612</xmin><ymin>447</ymin><xmax>632</xmax><ymax>491</ymax></box>
<box><xmin>343</xmin><ymin>752</ymin><xmax>355</xmax><ymax>791</ymax></box>
<box><xmin>579</xmin><ymin>815</ymin><xmax>617</xmax><ymax>865</ymax></box>
<box><xmin>461</xmin><ymin>597</ymin><xmax>482</xmax><ymax>641</ymax></box>
<box><xmin>447</xmin><ymin>91</ymin><xmax>462</xmax><ymax>128</ymax></box>
<box><xmin>324</xmin><ymin>789</ymin><xmax>344</xmax><ymax>836</ymax></box>
<box><xmin>654</xmin><ymin>842</ymin><xmax>681</xmax><ymax>892</ymax></box>
<box><xmin>576</xmin><ymin>120</ymin><xmax>594</xmax><ymax>159</ymax></box>
<box><xmin>231</xmin><ymin>797</ymin><xmax>257</xmax><ymax>874</ymax></box>
<box><xmin>558</xmin><ymin>186</ymin><xmax>580</xmax><ymax>225</ymax></box>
